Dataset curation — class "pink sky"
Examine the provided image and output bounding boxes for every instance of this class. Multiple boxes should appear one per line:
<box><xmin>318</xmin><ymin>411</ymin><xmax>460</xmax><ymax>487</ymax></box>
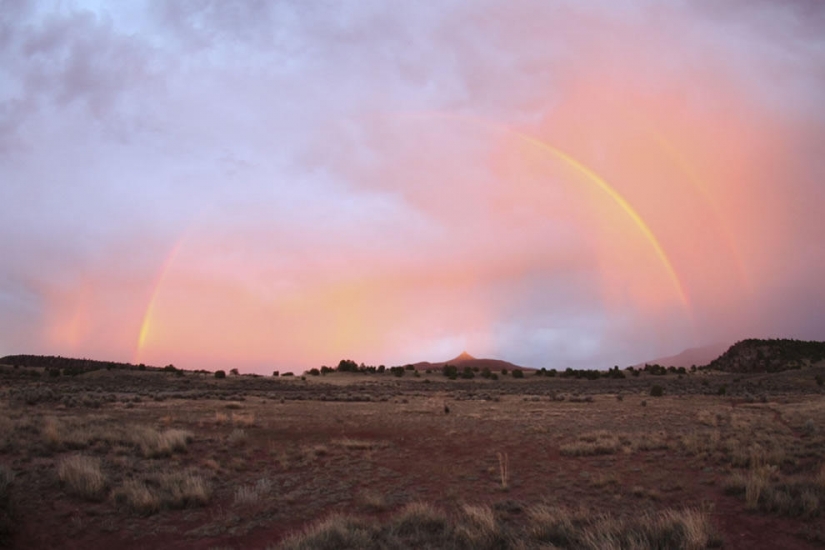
<box><xmin>1</xmin><ymin>1</ymin><xmax>824</xmax><ymax>372</ymax></box>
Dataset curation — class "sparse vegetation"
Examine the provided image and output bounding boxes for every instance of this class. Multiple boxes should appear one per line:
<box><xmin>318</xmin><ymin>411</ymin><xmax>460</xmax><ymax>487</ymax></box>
<box><xmin>278</xmin><ymin>501</ymin><xmax>719</xmax><ymax>549</ymax></box>
<box><xmin>4</xmin><ymin>348</ymin><xmax>825</xmax><ymax>548</ymax></box>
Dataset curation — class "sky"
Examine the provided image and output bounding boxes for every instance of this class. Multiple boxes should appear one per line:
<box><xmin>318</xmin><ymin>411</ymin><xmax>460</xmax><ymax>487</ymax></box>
<box><xmin>2</xmin><ymin>0</ymin><xmax>825</xmax><ymax>373</ymax></box>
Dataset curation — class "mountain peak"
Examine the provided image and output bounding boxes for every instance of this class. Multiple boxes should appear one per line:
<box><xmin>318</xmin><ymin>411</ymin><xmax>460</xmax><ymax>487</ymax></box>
<box><xmin>451</xmin><ymin>351</ymin><xmax>476</xmax><ymax>362</ymax></box>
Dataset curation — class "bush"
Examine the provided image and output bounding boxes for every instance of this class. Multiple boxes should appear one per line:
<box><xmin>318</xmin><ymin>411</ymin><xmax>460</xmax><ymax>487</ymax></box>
<box><xmin>718</xmin><ymin>385</ymin><xmax>727</xmax><ymax>396</ymax></box>
<box><xmin>650</xmin><ymin>385</ymin><xmax>664</xmax><ymax>397</ymax></box>
<box><xmin>214</xmin><ymin>370</ymin><xmax>226</xmax><ymax>379</ymax></box>
<box><xmin>308</xmin><ymin>368</ymin><xmax>320</xmax><ymax>376</ymax></box>
<box><xmin>512</xmin><ymin>370</ymin><xmax>524</xmax><ymax>379</ymax></box>
<box><xmin>816</xmin><ymin>375</ymin><xmax>823</xmax><ymax>386</ymax></box>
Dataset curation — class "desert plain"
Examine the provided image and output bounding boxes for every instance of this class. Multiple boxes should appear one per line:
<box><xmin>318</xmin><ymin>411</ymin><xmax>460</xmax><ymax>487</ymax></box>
<box><xmin>1</xmin><ymin>359</ymin><xmax>824</xmax><ymax>549</ymax></box>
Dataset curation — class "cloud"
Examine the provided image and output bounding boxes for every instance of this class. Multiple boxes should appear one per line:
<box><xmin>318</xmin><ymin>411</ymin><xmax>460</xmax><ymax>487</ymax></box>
<box><xmin>1</xmin><ymin>0</ymin><xmax>824</xmax><ymax>370</ymax></box>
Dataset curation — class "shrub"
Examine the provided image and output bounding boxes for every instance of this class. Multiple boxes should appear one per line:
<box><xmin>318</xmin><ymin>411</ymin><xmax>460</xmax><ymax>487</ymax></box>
<box><xmin>717</xmin><ymin>385</ymin><xmax>727</xmax><ymax>396</ymax></box>
<box><xmin>272</xmin><ymin>370</ymin><xmax>280</xmax><ymax>377</ymax></box>
<box><xmin>512</xmin><ymin>369</ymin><xmax>524</xmax><ymax>379</ymax></box>
<box><xmin>214</xmin><ymin>370</ymin><xmax>226</xmax><ymax>379</ymax></box>
<box><xmin>230</xmin><ymin>368</ymin><xmax>239</xmax><ymax>376</ymax></box>
<box><xmin>308</xmin><ymin>368</ymin><xmax>320</xmax><ymax>376</ymax></box>
<box><xmin>650</xmin><ymin>385</ymin><xmax>664</xmax><ymax>397</ymax></box>
<box><xmin>816</xmin><ymin>375</ymin><xmax>823</xmax><ymax>386</ymax></box>
<box><xmin>58</xmin><ymin>455</ymin><xmax>106</xmax><ymax>501</ymax></box>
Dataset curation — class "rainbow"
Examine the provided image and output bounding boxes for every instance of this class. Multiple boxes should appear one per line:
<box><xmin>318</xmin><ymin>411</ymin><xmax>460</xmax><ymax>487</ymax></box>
<box><xmin>398</xmin><ymin>112</ymin><xmax>690</xmax><ymax>309</ymax></box>
<box><xmin>135</xmin><ymin>114</ymin><xmax>694</xmax><ymax>359</ymax></box>
<box><xmin>134</xmin><ymin>237</ymin><xmax>187</xmax><ymax>364</ymax></box>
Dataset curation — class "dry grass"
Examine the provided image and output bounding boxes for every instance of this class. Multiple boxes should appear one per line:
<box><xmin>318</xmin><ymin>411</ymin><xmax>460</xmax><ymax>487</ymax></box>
<box><xmin>276</xmin><ymin>501</ymin><xmax>718</xmax><ymax>549</ymax></box>
<box><xmin>41</xmin><ymin>416</ymin><xmax>127</xmax><ymax>450</ymax></box>
<box><xmin>134</xmin><ymin>427</ymin><xmax>193</xmax><ymax>458</ymax></box>
<box><xmin>560</xmin><ymin>431</ymin><xmax>625</xmax><ymax>456</ymax></box>
<box><xmin>58</xmin><ymin>455</ymin><xmax>106</xmax><ymax>501</ymax></box>
<box><xmin>277</xmin><ymin>514</ymin><xmax>374</xmax><ymax>550</ymax></box>
<box><xmin>157</xmin><ymin>470</ymin><xmax>211</xmax><ymax>508</ymax></box>
<box><xmin>680</xmin><ymin>430</ymin><xmax>714</xmax><ymax>453</ymax></box>
<box><xmin>726</xmin><ymin>459</ymin><xmax>824</xmax><ymax>517</ymax></box>
<box><xmin>231</xmin><ymin>412</ymin><xmax>256</xmax><ymax>427</ymax></box>
<box><xmin>234</xmin><ymin>478</ymin><xmax>272</xmax><ymax>506</ymax></box>
<box><xmin>455</xmin><ymin>504</ymin><xmax>502</xmax><ymax>547</ymax></box>
<box><xmin>113</xmin><ymin>480</ymin><xmax>161</xmax><ymax>515</ymax></box>
<box><xmin>528</xmin><ymin>504</ymin><xmax>719</xmax><ymax>549</ymax></box>
<box><xmin>388</xmin><ymin>501</ymin><xmax>448</xmax><ymax>541</ymax></box>
<box><xmin>114</xmin><ymin>470</ymin><xmax>210</xmax><ymax>514</ymax></box>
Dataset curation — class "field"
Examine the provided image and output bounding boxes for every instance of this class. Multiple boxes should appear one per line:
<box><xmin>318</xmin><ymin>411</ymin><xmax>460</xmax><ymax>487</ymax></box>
<box><xmin>1</xmin><ymin>364</ymin><xmax>825</xmax><ymax>549</ymax></box>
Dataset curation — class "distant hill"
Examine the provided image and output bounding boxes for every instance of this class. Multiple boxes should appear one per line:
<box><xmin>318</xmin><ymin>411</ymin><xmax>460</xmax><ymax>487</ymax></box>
<box><xmin>413</xmin><ymin>351</ymin><xmax>529</xmax><ymax>372</ymax></box>
<box><xmin>0</xmin><ymin>354</ymin><xmax>165</xmax><ymax>374</ymax></box>
<box><xmin>704</xmin><ymin>339</ymin><xmax>825</xmax><ymax>373</ymax></box>
<box><xmin>634</xmin><ymin>342</ymin><xmax>730</xmax><ymax>369</ymax></box>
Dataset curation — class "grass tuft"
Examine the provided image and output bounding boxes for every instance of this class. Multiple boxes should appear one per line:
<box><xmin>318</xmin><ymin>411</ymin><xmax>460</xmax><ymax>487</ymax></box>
<box><xmin>133</xmin><ymin>427</ymin><xmax>193</xmax><ymax>458</ymax></box>
<box><xmin>235</xmin><ymin>478</ymin><xmax>273</xmax><ymax>506</ymax></box>
<box><xmin>112</xmin><ymin>480</ymin><xmax>161</xmax><ymax>515</ymax></box>
<box><xmin>58</xmin><ymin>455</ymin><xmax>106</xmax><ymax>501</ymax></box>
